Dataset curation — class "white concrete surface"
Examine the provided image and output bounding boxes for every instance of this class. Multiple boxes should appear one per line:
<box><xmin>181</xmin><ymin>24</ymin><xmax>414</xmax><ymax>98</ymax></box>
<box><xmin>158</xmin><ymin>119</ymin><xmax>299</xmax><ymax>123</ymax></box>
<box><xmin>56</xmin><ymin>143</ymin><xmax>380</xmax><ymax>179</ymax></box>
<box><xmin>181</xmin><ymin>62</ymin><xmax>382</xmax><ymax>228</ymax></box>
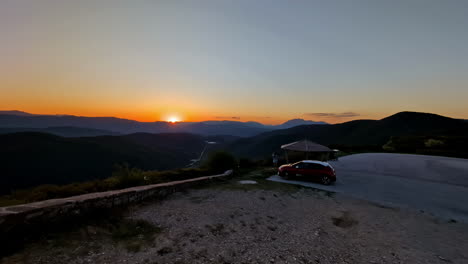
<box><xmin>268</xmin><ymin>153</ymin><xmax>468</xmax><ymax>222</ymax></box>
<box><xmin>238</xmin><ymin>180</ymin><xmax>258</xmax><ymax>185</ymax></box>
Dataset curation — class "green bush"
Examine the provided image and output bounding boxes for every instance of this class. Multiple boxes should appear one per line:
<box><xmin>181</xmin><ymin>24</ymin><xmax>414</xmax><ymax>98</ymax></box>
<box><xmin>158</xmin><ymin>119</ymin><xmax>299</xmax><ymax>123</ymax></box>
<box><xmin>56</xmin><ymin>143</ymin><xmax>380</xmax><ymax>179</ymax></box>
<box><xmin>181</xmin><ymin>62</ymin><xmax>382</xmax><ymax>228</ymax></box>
<box><xmin>382</xmin><ymin>139</ymin><xmax>396</xmax><ymax>151</ymax></box>
<box><xmin>202</xmin><ymin>151</ymin><xmax>238</xmax><ymax>172</ymax></box>
<box><xmin>424</xmin><ymin>138</ymin><xmax>444</xmax><ymax>148</ymax></box>
<box><xmin>111</xmin><ymin>163</ymin><xmax>146</xmax><ymax>189</ymax></box>
<box><xmin>0</xmin><ymin>166</ymin><xmax>216</xmax><ymax>206</ymax></box>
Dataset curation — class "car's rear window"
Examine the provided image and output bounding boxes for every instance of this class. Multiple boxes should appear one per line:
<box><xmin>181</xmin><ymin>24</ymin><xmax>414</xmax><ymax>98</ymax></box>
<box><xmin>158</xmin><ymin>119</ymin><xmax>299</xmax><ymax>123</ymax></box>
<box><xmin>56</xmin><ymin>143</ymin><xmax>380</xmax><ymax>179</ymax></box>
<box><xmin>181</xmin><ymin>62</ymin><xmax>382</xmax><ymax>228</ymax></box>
<box><xmin>306</xmin><ymin>163</ymin><xmax>326</xmax><ymax>169</ymax></box>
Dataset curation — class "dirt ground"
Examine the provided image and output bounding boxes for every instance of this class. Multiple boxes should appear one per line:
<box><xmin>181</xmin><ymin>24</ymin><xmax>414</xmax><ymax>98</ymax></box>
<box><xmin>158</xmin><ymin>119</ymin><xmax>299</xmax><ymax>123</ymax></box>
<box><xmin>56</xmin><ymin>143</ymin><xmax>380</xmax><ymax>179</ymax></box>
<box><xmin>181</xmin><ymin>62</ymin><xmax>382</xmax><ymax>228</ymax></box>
<box><xmin>2</xmin><ymin>170</ymin><xmax>468</xmax><ymax>264</ymax></box>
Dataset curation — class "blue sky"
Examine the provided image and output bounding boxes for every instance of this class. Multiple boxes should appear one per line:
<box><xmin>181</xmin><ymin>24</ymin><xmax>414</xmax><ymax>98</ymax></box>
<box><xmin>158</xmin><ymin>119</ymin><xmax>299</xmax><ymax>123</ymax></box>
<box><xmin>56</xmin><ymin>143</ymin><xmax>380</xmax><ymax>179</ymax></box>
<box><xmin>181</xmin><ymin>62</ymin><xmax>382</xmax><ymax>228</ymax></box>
<box><xmin>1</xmin><ymin>0</ymin><xmax>467</xmax><ymax>123</ymax></box>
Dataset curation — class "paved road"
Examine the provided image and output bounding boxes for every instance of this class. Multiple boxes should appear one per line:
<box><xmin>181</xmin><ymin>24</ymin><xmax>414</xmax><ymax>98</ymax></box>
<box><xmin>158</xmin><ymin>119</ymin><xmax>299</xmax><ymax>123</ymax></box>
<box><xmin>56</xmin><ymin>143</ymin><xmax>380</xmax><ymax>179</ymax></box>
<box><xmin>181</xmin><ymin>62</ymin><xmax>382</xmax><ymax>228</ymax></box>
<box><xmin>268</xmin><ymin>153</ymin><xmax>468</xmax><ymax>222</ymax></box>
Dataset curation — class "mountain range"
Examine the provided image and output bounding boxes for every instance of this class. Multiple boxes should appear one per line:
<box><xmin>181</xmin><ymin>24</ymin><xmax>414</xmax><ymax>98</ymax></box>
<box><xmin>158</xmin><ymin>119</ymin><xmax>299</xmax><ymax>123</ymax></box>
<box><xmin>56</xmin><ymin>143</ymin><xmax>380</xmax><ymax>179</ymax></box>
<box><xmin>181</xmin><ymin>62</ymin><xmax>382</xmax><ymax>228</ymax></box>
<box><xmin>0</xmin><ymin>132</ymin><xmax>233</xmax><ymax>193</ymax></box>
<box><xmin>1</xmin><ymin>111</ymin><xmax>467</xmax><ymax>193</ymax></box>
<box><xmin>0</xmin><ymin>111</ymin><xmax>326</xmax><ymax>137</ymax></box>
<box><xmin>227</xmin><ymin>111</ymin><xmax>468</xmax><ymax>158</ymax></box>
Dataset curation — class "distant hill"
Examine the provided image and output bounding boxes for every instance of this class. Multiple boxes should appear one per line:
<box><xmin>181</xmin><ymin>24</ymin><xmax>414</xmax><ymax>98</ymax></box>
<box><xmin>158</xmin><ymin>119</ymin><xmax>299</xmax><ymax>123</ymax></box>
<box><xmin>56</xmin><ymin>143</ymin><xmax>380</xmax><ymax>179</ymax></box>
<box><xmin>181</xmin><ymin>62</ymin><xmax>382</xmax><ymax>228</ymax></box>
<box><xmin>0</xmin><ymin>110</ymin><xmax>36</xmax><ymax>116</ymax></box>
<box><xmin>2</xmin><ymin>111</ymin><xmax>466</xmax><ymax>192</ymax></box>
<box><xmin>0</xmin><ymin>126</ymin><xmax>120</xmax><ymax>137</ymax></box>
<box><xmin>0</xmin><ymin>132</ymin><xmax>233</xmax><ymax>193</ymax></box>
<box><xmin>227</xmin><ymin>112</ymin><xmax>468</xmax><ymax>158</ymax></box>
<box><xmin>0</xmin><ymin>111</ymin><xmax>326</xmax><ymax>137</ymax></box>
<box><xmin>274</xmin><ymin>119</ymin><xmax>327</xmax><ymax>129</ymax></box>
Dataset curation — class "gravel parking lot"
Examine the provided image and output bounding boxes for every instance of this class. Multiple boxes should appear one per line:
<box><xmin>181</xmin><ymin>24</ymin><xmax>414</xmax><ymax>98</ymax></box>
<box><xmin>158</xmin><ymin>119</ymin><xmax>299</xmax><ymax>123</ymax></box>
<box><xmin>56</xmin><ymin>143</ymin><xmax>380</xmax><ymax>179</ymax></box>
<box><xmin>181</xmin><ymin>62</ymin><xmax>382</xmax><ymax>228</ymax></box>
<box><xmin>3</xmin><ymin>169</ymin><xmax>468</xmax><ymax>264</ymax></box>
<box><xmin>269</xmin><ymin>153</ymin><xmax>468</xmax><ymax>222</ymax></box>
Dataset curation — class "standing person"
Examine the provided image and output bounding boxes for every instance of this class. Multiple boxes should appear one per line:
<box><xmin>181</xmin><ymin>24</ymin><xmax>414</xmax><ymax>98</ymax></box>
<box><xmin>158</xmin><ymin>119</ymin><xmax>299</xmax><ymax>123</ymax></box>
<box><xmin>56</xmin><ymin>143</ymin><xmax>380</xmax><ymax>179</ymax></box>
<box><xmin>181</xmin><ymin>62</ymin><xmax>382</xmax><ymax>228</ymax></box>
<box><xmin>272</xmin><ymin>152</ymin><xmax>279</xmax><ymax>167</ymax></box>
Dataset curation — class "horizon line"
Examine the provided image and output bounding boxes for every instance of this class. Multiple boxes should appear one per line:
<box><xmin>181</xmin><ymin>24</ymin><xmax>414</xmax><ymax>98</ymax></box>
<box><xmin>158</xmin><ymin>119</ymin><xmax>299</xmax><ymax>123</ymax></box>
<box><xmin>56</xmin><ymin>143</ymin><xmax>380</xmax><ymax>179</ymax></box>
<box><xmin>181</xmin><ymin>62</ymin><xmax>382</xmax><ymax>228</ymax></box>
<box><xmin>1</xmin><ymin>110</ymin><xmax>464</xmax><ymax>126</ymax></box>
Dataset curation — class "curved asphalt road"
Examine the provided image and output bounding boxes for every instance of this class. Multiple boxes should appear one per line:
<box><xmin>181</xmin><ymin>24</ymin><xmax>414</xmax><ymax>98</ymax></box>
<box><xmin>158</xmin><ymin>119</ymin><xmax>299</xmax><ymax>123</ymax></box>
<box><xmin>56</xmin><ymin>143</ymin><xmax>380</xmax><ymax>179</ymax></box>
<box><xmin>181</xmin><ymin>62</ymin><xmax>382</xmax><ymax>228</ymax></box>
<box><xmin>268</xmin><ymin>153</ymin><xmax>468</xmax><ymax>222</ymax></box>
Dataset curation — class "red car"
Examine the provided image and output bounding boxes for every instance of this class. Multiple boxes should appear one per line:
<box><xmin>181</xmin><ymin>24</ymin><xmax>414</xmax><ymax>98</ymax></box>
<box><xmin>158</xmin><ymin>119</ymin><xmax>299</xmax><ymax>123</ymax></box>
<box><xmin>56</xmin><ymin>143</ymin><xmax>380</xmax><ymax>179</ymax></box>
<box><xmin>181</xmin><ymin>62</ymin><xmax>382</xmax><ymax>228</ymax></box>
<box><xmin>278</xmin><ymin>160</ymin><xmax>336</xmax><ymax>185</ymax></box>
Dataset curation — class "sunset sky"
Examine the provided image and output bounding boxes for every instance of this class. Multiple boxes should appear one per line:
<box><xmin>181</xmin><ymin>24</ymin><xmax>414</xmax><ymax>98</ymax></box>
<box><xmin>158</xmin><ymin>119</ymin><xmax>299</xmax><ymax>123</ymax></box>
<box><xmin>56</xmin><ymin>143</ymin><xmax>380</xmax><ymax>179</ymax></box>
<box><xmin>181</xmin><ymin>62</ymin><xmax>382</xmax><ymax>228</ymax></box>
<box><xmin>1</xmin><ymin>0</ymin><xmax>467</xmax><ymax>124</ymax></box>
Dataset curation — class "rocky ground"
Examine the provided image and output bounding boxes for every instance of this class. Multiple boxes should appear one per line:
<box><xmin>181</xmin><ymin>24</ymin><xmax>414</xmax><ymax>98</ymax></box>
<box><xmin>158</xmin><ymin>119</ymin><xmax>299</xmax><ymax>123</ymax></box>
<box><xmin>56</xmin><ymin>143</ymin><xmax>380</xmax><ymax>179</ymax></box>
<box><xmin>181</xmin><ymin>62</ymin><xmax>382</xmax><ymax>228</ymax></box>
<box><xmin>2</xmin><ymin>170</ymin><xmax>468</xmax><ymax>264</ymax></box>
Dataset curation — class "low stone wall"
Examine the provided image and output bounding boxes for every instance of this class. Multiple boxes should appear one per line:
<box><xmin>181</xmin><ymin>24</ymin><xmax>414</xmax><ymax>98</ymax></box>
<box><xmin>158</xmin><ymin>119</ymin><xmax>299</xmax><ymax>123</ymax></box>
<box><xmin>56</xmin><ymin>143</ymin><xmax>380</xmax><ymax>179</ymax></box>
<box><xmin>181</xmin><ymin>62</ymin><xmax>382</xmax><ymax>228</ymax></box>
<box><xmin>0</xmin><ymin>170</ymin><xmax>232</xmax><ymax>255</ymax></box>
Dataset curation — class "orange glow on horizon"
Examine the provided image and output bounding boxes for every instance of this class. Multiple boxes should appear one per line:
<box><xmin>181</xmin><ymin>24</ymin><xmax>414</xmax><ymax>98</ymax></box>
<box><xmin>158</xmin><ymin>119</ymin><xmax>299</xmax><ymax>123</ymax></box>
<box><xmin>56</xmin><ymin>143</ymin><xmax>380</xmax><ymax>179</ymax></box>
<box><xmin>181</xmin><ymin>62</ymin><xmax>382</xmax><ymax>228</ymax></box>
<box><xmin>167</xmin><ymin>115</ymin><xmax>181</xmax><ymax>123</ymax></box>
<box><xmin>0</xmin><ymin>105</ymin><xmax>381</xmax><ymax>125</ymax></box>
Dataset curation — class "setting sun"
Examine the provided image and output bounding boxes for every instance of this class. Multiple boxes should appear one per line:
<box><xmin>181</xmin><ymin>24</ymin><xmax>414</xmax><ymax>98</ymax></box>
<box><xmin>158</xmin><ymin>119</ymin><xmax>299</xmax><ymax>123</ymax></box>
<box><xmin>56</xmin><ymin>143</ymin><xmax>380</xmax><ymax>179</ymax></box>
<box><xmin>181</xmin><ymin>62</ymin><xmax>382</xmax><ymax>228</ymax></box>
<box><xmin>167</xmin><ymin>116</ymin><xmax>181</xmax><ymax>123</ymax></box>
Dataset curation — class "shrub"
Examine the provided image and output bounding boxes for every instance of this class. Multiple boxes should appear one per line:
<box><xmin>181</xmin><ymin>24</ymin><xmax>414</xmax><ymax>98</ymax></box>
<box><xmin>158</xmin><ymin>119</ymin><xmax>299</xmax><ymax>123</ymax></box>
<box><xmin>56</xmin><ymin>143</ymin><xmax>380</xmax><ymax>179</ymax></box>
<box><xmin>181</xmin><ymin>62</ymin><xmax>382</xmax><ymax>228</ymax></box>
<box><xmin>425</xmin><ymin>138</ymin><xmax>444</xmax><ymax>148</ymax></box>
<box><xmin>22</xmin><ymin>185</ymin><xmax>60</xmax><ymax>202</ymax></box>
<box><xmin>143</xmin><ymin>167</ymin><xmax>211</xmax><ymax>184</ymax></box>
<box><xmin>382</xmin><ymin>138</ymin><xmax>396</xmax><ymax>151</ymax></box>
<box><xmin>111</xmin><ymin>163</ymin><xmax>146</xmax><ymax>189</ymax></box>
<box><xmin>0</xmin><ymin>165</ymin><xmax>219</xmax><ymax>206</ymax></box>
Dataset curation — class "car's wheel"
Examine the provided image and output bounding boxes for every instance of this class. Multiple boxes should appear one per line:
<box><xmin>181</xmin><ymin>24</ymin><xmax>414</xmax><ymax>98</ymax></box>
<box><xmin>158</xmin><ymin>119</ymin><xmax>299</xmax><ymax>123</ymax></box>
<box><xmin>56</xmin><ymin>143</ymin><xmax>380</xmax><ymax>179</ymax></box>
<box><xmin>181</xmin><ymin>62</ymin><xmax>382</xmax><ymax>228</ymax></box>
<box><xmin>283</xmin><ymin>171</ymin><xmax>289</xmax><ymax>179</ymax></box>
<box><xmin>321</xmin><ymin>175</ymin><xmax>331</xmax><ymax>185</ymax></box>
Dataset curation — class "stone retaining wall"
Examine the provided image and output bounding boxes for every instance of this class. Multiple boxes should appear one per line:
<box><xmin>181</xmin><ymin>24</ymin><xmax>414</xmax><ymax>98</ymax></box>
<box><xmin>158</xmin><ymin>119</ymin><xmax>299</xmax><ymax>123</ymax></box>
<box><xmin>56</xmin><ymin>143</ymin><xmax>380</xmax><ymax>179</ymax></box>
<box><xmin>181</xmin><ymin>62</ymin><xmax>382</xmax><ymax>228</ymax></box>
<box><xmin>0</xmin><ymin>170</ymin><xmax>232</xmax><ymax>255</ymax></box>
